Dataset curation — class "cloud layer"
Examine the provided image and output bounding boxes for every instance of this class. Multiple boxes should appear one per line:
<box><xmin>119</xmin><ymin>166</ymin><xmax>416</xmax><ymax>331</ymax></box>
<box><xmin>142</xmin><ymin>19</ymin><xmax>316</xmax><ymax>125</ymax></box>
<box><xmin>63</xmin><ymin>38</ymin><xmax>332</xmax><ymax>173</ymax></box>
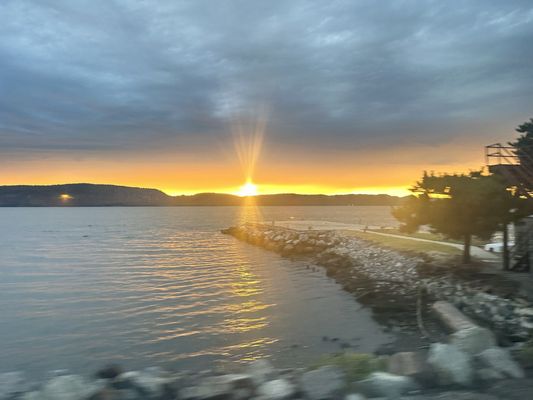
<box><xmin>1</xmin><ymin>0</ymin><xmax>533</xmax><ymax>191</ymax></box>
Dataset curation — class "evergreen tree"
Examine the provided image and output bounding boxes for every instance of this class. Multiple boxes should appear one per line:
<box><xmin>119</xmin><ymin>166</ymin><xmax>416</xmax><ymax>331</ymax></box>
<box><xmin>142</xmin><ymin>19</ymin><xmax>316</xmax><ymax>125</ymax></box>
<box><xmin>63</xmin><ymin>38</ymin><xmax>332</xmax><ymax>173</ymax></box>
<box><xmin>510</xmin><ymin>118</ymin><xmax>533</xmax><ymax>172</ymax></box>
<box><xmin>393</xmin><ymin>171</ymin><xmax>528</xmax><ymax>264</ymax></box>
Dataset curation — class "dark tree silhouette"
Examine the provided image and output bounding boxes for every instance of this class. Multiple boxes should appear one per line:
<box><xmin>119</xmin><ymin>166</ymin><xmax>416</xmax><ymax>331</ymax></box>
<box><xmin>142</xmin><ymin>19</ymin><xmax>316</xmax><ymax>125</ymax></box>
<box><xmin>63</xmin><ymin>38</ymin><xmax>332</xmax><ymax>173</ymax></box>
<box><xmin>510</xmin><ymin>118</ymin><xmax>533</xmax><ymax>171</ymax></box>
<box><xmin>393</xmin><ymin>171</ymin><xmax>528</xmax><ymax>264</ymax></box>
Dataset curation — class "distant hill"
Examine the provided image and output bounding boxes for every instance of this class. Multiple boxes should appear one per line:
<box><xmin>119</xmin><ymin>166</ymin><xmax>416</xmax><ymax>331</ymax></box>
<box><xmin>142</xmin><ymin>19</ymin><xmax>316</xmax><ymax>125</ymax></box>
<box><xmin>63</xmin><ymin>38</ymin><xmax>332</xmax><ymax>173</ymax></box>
<box><xmin>0</xmin><ymin>184</ymin><xmax>403</xmax><ymax>207</ymax></box>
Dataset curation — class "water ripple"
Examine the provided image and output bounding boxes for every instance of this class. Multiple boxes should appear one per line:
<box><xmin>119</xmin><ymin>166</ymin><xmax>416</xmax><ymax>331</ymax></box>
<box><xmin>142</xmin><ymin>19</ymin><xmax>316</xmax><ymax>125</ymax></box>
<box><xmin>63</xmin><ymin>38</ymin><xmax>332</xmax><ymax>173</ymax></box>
<box><xmin>0</xmin><ymin>207</ymin><xmax>393</xmax><ymax>378</ymax></box>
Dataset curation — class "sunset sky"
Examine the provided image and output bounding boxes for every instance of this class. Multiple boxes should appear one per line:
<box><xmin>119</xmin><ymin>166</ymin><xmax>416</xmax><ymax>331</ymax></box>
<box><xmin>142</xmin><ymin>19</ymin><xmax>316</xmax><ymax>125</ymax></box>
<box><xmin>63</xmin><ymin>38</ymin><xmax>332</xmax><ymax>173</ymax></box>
<box><xmin>2</xmin><ymin>0</ymin><xmax>533</xmax><ymax>196</ymax></box>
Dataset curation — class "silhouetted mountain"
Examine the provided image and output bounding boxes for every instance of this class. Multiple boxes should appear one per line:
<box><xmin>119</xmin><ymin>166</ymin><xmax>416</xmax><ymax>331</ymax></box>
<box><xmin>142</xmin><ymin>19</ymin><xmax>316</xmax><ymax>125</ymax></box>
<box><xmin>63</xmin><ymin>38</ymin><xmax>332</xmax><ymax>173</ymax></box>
<box><xmin>0</xmin><ymin>184</ymin><xmax>172</xmax><ymax>206</ymax></box>
<box><xmin>0</xmin><ymin>184</ymin><xmax>403</xmax><ymax>206</ymax></box>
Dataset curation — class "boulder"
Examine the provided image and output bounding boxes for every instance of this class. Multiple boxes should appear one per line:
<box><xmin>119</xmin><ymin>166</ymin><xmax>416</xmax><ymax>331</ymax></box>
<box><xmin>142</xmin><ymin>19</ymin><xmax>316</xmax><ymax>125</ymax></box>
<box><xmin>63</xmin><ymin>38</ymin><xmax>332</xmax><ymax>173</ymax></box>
<box><xmin>218</xmin><ymin>374</ymin><xmax>255</xmax><ymax>389</ymax></box>
<box><xmin>400</xmin><ymin>392</ymin><xmax>498</xmax><ymax>400</ymax></box>
<box><xmin>246</xmin><ymin>360</ymin><xmax>277</xmax><ymax>385</ymax></box>
<box><xmin>40</xmin><ymin>375</ymin><xmax>103</xmax><ymax>400</ymax></box>
<box><xmin>256</xmin><ymin>379</ymin><xmax>295</xmax><ymax>400</ymax></box>
<box><xmin>449</xmin><ymin>327</ymin><xmax>496</xmax><ymax>355</ymax></box>
<box><xmin>387</xmin><ymin>352</ymin><xmax>430</xmax><ymax>382</ymax></box>
<box><xmin>86</xmin><ymin>387</ymin><xmax>137</xmax><ymax>400</ymax></box>
<box><xmin>233</xmin><ymin>388</ymin><xmax>254</xmax><ymax>400</ymax></box>
<box><xmin>95</xmin><ymin>365</ymin><xmax>123</xmax><ymax>380</ymax></box>
<box><xmin>344</xmin><ymin>395</ymin><xmax>366</xmax><ymax>400</ymax></box>
<box><xmin>300</xmin><ymin>366</ymin><xmax>344</xmax><ymax>400</ymax></box>
<box><xmin>477</xmin><ymin>347</ymin><xmax>525</xmax><ymax>379</ymax></box>
<box><xmin>0</xmin><ymin>371</ymin><xmax>27</xmax><ymax>399</ymax></box>
<box><xmin>432</xmin><ymin>301</ymin><xmax>477</xmax><ymax>332</ymax></box>
<box><xmin>356</xmin><ymin>372</ymin><xmax>417</xmax><ymax>399</ymax></box>
<box><xmin>427</xmin><ymin>343</ymin><xmax>472</xmax><ymax>386</ymax></box>
<box><xmin>21</xmin><ymin>392</ymin><xmax>41</xmax><ymax>400</ymax></box>
<box><xmin>179</xmin><ymin>382</ymin><xmax>233</xmax><ymax>400</ymax></box>
<box><xmin>114</xmin><ymin>370</ymin><xmax>175</xmax><ymax>399</ymax></box>
<box><xmin>489</xmin><ymin>378</ymin><xmax>533</xmax><ymax>400</ymax></box>
<box><xmin>476</xmin><ymin>368</ymin><xmax>504</xmax><ymax>381</ymax></box>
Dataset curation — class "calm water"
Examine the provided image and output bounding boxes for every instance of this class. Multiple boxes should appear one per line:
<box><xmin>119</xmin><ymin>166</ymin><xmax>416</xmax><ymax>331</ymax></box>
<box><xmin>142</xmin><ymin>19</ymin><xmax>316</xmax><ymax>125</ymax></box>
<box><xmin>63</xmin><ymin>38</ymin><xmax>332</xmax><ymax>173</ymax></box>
<box><xmin>0</xmin><ymin>206</ymin><xmax>395</xmax><ymax>377</ymax></box>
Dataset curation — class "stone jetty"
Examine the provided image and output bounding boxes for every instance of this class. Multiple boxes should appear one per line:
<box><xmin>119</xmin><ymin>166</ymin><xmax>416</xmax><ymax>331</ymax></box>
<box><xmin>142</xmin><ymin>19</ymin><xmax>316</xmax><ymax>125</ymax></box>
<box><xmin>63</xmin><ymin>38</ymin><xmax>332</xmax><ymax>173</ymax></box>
<box><xmin>222</xmin><ymin>224</ymin><xmax>424</xmax><ymax>333</ymax></box>
<box><xmin>222</xmin><ymin>224</ymin><xmax>533</xmax><ymax>344</ymax></box>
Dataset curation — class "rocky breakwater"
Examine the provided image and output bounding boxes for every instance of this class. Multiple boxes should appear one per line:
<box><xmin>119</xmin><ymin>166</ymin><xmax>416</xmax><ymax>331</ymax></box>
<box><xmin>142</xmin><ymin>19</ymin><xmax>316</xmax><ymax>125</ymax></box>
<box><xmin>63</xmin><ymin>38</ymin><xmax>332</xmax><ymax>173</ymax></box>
<box><xmin>223</xmin><ymin>224</ymin><xmax>533</xmax><ymax>344</ymax></box>
<box><xmin>222</xmin><ymin>224</ymin><xmax>425</xmax><ymax>331</ymax></box>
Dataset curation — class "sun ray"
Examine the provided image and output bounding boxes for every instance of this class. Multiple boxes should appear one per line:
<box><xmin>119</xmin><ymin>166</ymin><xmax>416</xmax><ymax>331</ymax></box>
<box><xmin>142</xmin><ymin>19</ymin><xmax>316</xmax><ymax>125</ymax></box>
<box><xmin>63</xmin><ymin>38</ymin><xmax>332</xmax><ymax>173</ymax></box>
<box><xmin>232</xmin><ymin>111</ymin><xmax>267</xmax><ymax>186</ymax></box>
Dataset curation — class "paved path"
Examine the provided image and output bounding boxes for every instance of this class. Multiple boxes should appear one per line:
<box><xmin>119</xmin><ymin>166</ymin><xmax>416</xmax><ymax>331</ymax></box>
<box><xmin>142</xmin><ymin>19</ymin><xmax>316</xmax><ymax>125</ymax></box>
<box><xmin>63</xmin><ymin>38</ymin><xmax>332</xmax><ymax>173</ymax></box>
<box><xmin>274</xmin><ymin>220</ymin><xmax>500</xmax><ymax>262</ymax></box>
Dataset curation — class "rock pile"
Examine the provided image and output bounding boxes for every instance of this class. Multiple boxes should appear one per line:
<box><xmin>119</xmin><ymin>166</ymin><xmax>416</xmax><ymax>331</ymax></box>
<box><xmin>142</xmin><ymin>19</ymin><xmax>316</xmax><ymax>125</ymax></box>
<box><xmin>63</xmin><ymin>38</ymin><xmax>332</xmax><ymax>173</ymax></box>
<box><xmin>3</xmin><ymin>349</ymin><xmax>529</xmax><ymax>400</ymax></box>
<box><xmin>426</xmin><ymin>278</ymin><xmax>533</xmax><ymax>341</ymax></box>
<box><xmin>223</xmin><ymin>224</ymin><xmax>422</xmax><ymax>292</ymax></box>
<box><xmin>222</xmin><ymin>225</ymin><xmax>342</xmax><ymax>256</ymax></box>
<box><xmin>428</xmin><ymin>301</ymin><xmax>525</xmax><ymax>385</ymax></box>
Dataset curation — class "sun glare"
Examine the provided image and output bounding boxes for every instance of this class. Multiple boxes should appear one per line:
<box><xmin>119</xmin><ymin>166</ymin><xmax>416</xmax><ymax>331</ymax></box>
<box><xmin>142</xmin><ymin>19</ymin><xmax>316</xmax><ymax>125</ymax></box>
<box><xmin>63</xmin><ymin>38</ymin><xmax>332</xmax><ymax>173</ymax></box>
<box><xmin>238</xmin><ymin>181</ymin><xmax>258</xmax><ymax>197</ymax></box>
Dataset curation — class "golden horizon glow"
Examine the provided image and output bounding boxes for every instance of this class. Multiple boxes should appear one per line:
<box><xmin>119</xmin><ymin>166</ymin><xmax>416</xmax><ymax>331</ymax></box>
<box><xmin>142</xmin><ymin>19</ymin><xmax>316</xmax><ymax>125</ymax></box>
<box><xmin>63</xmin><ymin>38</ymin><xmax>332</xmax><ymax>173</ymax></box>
<box><xmin>165</xmin><ymin>183</ymin><xmax>411</xmax><ymax>197</ymax></box>
<box><xmin>1</xmin><ymin>134</ymin><xmax>487</xmax><ymax>197</ymax></box>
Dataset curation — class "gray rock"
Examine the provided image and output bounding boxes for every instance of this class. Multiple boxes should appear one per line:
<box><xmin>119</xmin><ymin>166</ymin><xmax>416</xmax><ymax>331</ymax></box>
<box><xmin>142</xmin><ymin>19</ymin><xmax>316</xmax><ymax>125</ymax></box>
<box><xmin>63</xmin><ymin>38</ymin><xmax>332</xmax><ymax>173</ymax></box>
<box><xmin>46</xmin><ymin>370</ymin><xmax>71</xmax><ymax>379</ymax></box>
<box><xmin>86</xmin><ymin>387</ymin><xmax>140</xmax><ymax>400</ymax></box>
<box><xmin>233</xmin><ymin>388</ymin><xmax>254</xmax><ymax>400</ymax></box>
<box><xmin>449</xmin><ymin>327</ymin><xmax>496</xmax><ymax>355</ymax></box>
<box><xmin>427</xmin><ymin>343</ymin><xmax>472</xmax><ymax>386</ymax></box>
<box><xmin>300</xmin><ymin>366</ymin><xmax>344</xmax><ymax>400</ymax></box>
<box><xmin>516</xmin><ymin>307</ymin><xmax>533</xmax><ymax>316</ymax></box>
<box><xmin>475</xmin><ymin>368</ymin><xmax>504</xmax><ymax>381</ymax></box>
<box><xmin>220</xmin><ymin>374</ymin><xmax>255</xmax><ymax>389</ymax></box>
<box><xmin>39</xmin><ymin>375</ymin><xmax>103</xmax><ymax>400</ymax></box>
<box><xmin>256</xmin><ymin>379</ymin><xmax>295</xmax><ymax>400</ymax></box>
<box><xmin>344</xmin><ymin>395</ymin><xmax>366</xmax><ymax>400</ymax></box>
<box><xmin>387</xmin><ymin>352</ymin><xmax>429</xmax><ymax>381</ymax></box>
<box><xmin>179</xmin><ymin>374</ymin><xmax>255</xmax><ymax>400</ymax></box>
<box><xmin>246</xmin><ymin>360</ymin><xmax>277</xmax><ymax>385</ymax></box>
<box><xmin>0</xmin><ymin>371</ymin><xmax>27</xmax><ymax>399</ymax></box>
<box><xmin>357</xmin><ymin>372</ymin><xmax>417</xmax><ymax>399</ymax></box>
<box><xmin>400</xmin><ymin>391</ymin><xmax>498</xmax><ymax>400</ymax></box>
<box><xmin>180</xmin><ymin>383</ymin><xmax>232</xmax><ymax>400</ymax></box>
<box><xmin>477</xmin><ymin>347</ymin><xmax>525</xmax><ymax>379</ymax></box>
<box><xmin>115</xmin><ymin>370</ymin><xmax>175</xmax><ymax>398</ymax></box>
<box><xmin>489</xmin><ymin>378</ymin><xmax>533</xmax><ymax>400</ymax></box>
<box><xmin>21</xmin><ymin>392</ymin><xmax>41</xmax><ymax>400</ymax></box>
<box><xmin>120</xmin><ymin>371</ymin><xmax>171</xmax><ymax>396</ymax></box>
<box><xmin>95</xmin><ymin>365</ymin><xmax>123</xmax><ymax>380</ymax></box>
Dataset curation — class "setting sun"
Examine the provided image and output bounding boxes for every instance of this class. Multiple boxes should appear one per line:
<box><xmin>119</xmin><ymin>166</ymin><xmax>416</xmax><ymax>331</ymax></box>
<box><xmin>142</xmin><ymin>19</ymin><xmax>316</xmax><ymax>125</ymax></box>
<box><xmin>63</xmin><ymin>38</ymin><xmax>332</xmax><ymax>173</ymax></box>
<box><xmin>238</xmin><ymin>181</ymin><xmax>258</xmax><ymax>197</ymax></box>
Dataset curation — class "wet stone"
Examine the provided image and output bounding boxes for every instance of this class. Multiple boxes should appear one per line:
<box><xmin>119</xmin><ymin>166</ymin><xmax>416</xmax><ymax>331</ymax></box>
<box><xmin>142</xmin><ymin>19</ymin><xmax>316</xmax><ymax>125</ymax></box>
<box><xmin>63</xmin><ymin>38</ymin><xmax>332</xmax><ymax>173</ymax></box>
<box><xmin>300</xmin><ymin>366</ymin><xmax>344</xmax><ymax>400</ymax></box>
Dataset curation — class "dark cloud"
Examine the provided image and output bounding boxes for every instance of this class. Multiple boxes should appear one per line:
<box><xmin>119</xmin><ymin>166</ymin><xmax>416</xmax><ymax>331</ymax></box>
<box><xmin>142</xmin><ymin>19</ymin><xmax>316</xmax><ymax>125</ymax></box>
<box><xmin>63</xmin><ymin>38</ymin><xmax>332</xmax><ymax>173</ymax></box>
<box><xmin>1</xmin><ymin>0</ymin><xmax>533</xmax><ymax>157</ymax></box>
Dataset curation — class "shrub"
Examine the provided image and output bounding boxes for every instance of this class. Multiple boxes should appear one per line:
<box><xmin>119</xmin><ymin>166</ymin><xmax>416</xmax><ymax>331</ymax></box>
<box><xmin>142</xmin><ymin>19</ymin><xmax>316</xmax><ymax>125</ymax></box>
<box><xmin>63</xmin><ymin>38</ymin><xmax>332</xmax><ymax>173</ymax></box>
<box><xmin>311</xmin><ymin>352</ymin><xmax>386</xmax><ymax>382</ymax></box>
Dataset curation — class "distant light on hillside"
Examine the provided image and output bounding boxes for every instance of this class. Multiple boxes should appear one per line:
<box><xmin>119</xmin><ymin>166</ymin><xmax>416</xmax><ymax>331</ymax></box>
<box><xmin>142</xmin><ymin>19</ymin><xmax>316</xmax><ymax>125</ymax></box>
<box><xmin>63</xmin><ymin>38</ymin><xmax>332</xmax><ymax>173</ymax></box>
<box><xmin>59</xmin><ymin>193</ymin><xmax>73</xmax><ymax>201</ymax></box>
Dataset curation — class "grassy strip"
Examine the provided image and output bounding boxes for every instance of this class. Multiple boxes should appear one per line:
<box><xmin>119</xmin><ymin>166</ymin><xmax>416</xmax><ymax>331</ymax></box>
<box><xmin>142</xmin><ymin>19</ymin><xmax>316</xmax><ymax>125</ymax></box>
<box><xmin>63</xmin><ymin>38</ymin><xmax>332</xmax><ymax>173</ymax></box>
<box><xmin>368</xmin><ymin>228</ymin><xmax>487</xmax><ymax>246</ymax></box>
<box><xmin>341</xmin><ymin>230</ymin><xmax>462</xmax><ymax>255</ymax></box>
